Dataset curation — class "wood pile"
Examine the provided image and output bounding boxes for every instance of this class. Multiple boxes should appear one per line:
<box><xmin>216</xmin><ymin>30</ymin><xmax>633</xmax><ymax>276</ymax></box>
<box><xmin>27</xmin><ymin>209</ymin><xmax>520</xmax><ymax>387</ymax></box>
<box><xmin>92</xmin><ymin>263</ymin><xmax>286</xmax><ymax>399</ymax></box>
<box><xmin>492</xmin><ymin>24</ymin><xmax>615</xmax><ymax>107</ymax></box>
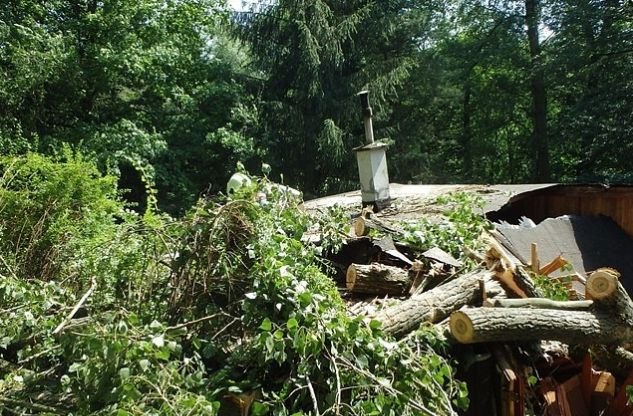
<box><xmin>338</xmin><ymin>211</ymin><xmax>633</xmax><ymax>416</ymax></box>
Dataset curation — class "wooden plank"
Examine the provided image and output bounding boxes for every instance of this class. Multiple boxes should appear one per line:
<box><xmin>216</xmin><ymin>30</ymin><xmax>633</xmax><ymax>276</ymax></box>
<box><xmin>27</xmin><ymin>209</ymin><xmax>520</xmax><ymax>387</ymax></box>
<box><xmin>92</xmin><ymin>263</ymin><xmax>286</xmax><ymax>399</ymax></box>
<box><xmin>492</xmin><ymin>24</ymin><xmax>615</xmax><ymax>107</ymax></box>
<box><xmin>492</xmin><ymin>346</ymin><xmax>517</xmax><ymax>416</ymax></box>
<box><xmin>560</xmin><ymin>375</ymin><xmax>589</xmax><ymax>416</ymax></box>
<box><xmin>531</xmin><ymin>242</ymin><xmax>540</xmax><ymax>273</ymax></box>
<box><xmin>539</xmin><ymin>255</ymin><xmax>568</xmax><ymax>276</ymax></box>
<box><xmin>580</xmin><ymin>353</ymin><xmax>593</xmax><ymax>410</ymax></box>
<box><xmin>555</xmin><ymin>380</ymin><xmax>572</xmax><ymax>416</ymax></box>
<box><xmin>592</xmin><ymin>371</ymin><xmax>615</xmax><ymax>416</ymax></box>
<box><xmin>605</xmin><ymin>369</ymin><xmax>633</xmax><ymax>416</ymax></box>
<box><xmin>540</xmin><ymin>377</ymin><xmax>562</xmax><ymax>416</ymax></box>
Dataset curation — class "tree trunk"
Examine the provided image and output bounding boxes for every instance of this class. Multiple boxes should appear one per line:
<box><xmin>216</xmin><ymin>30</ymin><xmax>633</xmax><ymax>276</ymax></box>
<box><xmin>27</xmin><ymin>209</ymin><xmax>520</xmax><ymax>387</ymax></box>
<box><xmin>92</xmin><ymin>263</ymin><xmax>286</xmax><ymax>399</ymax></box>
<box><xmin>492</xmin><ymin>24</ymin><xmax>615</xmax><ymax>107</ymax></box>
<box><xmin>449</xmin><ymin>307</ymin><xmax>633</xmax><ymax>344</ymax></box>
<box><xmin>462</xmin><ymin>81</ymin><xmax>473</xmax><ymax>177</ymax></box>
<box><xmin>373</xmin><ymin>268</ymin><xmax>492</xmax><ymax>337</ymax></box>
<box><xmin>525</xmin><ymin>0</ymin><xmax>550</xmax><ymax>182</ymax></box>
<box><xmin>346</xmin><ymin>263</ymin><xmax>411</xmax><ymax>295</ymax></box>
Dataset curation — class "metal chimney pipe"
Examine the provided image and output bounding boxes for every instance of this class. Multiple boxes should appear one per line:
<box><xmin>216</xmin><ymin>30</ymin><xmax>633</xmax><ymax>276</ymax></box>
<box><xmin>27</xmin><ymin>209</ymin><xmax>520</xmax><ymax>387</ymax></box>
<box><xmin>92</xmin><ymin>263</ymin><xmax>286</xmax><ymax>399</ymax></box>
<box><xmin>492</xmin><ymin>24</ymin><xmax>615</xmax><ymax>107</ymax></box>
<box><xmin>358</xmin><ymin>90</ymin><xmax>374</xmax><ymax>145</ymax></box>
<box><xmin>353</xmin><ymin>90</ymin><xmax>391</xmax><ymax>211</ymax></box>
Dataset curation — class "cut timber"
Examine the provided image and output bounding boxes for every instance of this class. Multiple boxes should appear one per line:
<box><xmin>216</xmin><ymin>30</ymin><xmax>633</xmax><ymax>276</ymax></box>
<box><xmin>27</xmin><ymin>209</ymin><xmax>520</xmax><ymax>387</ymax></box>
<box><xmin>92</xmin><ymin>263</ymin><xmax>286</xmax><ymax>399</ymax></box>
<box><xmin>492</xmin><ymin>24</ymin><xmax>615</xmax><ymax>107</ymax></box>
<box><xmin>346</xmin><ymin>263</ymin><xmax>410</xmax><ymax>295</ymax></box>
<box><xmin>561</xmin><ymin>376</ymin><xmax>589</xmax><ymax>416</ymax></box>
<box><xmin>353</xmin><ymin>216</ymin><xmax>368</xmax><ymax>237</ymax></box>
<box><xmin>531</xmin><ymin>242</ymin><xmax>540</xmax><ymax>273</ymax></box>
<box><xmin>352</xmin><ymin>215</ymin><xmax>399</xmax><ymax>237</ymax></box>
<box><xmin>373</xmin><ymin>268</ymin><xmax>491</xmax><ymax>338</ymax></box>
<box><xmin>449</xmin><ymin>308</ymin><xmax>633</xmax><ymax>345</ymax></box>
<box><xmin>539</xmin><ymin>255</ymin><xmax>568</xmax><ymax>276</ymax></box>
<box><xmin>451</xmin><ymin>267</ymin><xmax>633</xmax><ymax>344</ymax></box>
<box><xmin>586</xmin><ymin>268</ymin><xmax>619</xmax><ymax>301</ymax></box>
<box><xmin>540</xmin><ymin>377</ymin><xmax>562</xmax><ymax>416</ymax></box>
<box><xmin>592</xmin><ymin>371</ymin><xmax>615</xmax><ymax>415</ymax></box>
<box><xmin>449</xmin><ymin>307</ymin><xmax>633</xmax><ymax>345</ymax></box>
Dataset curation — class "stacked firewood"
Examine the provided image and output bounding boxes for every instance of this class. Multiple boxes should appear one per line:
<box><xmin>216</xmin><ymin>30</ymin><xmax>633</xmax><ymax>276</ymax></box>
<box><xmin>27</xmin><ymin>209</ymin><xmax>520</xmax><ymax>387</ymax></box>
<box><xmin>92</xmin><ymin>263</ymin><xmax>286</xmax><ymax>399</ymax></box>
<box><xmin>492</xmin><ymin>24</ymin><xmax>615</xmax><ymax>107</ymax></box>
<box><xmin>340</xmin><ymin>216</ymin><xmax>633</xmax><ymax>416</ymax></box>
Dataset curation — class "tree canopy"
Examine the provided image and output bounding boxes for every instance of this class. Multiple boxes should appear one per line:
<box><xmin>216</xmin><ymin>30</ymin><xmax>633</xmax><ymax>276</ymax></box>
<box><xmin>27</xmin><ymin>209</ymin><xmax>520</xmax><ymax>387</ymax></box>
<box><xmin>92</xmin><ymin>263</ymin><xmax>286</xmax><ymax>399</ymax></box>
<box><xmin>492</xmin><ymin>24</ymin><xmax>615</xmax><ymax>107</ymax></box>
<box><xmin>1</xmin><ymin>0</ymin><xmax>631</xmax><ymax>208</ymax></box>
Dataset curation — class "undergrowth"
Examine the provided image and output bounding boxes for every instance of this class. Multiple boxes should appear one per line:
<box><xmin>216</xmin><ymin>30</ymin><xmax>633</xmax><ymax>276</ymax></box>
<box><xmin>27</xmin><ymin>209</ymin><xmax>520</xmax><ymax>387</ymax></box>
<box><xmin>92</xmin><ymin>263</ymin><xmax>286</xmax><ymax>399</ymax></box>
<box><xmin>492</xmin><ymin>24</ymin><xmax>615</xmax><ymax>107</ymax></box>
<box><xmin>0</xmin><ymin>153</ymin><xmax>467</xmax><ymax>415</ymax></box>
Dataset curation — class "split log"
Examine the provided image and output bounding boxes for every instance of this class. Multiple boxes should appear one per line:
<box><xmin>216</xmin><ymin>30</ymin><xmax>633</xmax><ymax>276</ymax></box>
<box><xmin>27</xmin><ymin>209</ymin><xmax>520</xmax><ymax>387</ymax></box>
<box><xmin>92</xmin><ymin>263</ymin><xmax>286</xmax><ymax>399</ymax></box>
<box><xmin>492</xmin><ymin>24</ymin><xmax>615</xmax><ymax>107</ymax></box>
<box><xmin>372</xmin><ymin>268</ymin><xmax>493</xmax><ymax>337</ymax></box>
<box><xmin>346</xmin><ymin>263</ymin><xmax>411</xmax><ymax>295</ymax></box>
<box><xmin>450</xmin><ymin>269</ymin><xmax>633</xmax><ymax>345</ymax></box>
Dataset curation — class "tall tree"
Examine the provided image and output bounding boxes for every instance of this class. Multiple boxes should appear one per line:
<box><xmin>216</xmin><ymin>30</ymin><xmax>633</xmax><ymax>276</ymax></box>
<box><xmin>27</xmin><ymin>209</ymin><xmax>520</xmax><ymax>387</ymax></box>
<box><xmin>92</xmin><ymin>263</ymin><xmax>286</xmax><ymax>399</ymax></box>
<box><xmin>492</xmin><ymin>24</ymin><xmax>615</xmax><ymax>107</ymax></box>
<box><xmin>0</xmin><ymin>0</ymin><xmax>258</xmax><ymax>213</ymax></box>
<box><xmin>525</xmin><ymin>0</ymin><xmax>550</xmax><ymax>181</ymax></box>
<box><xmin>235</xmin><ymin>0</ymin><xmax>438</xmax><ymax>196</ymax></box>
<box><xmin>546</xmin><ymin>0</ymin><xmax>633</xmax><ymax>182</ymax></box>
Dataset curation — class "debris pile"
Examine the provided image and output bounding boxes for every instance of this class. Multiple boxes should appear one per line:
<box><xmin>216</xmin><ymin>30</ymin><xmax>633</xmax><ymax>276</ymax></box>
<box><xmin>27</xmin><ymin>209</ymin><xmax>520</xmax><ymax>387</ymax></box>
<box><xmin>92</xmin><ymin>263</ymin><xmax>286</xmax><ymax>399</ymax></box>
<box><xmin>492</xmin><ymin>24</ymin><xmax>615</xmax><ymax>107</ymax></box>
<box><xmin>327</xmin><ymin>198</ymin><xmax>633</xmax><ymax>416</ymax></box>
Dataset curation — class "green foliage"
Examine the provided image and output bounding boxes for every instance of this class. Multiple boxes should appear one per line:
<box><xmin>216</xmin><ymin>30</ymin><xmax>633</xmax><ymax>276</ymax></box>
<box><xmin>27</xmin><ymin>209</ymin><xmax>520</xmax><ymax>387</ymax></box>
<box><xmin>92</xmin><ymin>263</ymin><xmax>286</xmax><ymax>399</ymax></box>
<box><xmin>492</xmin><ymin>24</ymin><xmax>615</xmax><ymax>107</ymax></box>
<box><xmin>0</xmin><ymin>160</ymin><xmax>466</xmax><ymax>415</ymax></box>
<box><xmin>531</xmin><ymin>274</ymin><xmax>572</xmax><ymax>301</ymax></box>
<box><xmin>400</xmin><ymin>192</ymin><xmax>491</xmax><ymax>265</ymax></box>
<box><xmin>0</xmin><ymin>151</ymin><xmax>122</xmax><ymax>282</ymax></box>
<box><xmin>235</xmin><ymin>0</ymin><xmax>437</xmax><ymax>196</ymax></box>
<box><xmin>0</xmin><ymin>0</ymin><xmax>259</xmax><ymax>215</ymax></box>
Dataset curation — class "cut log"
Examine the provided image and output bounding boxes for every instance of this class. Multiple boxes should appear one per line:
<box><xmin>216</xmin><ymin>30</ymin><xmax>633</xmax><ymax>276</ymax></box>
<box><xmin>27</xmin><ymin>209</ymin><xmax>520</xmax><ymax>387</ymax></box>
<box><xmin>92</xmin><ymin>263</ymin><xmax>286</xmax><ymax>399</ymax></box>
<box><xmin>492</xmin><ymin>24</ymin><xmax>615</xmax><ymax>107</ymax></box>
<box><xmin>352</xmin><ymin>215</ymin><xmax>400</xmax><ymax>237</ymax></box>
<box><xmin>346</xmin><ymin>263</ymin><xmax>411</xmax><ymax>295</ymax></box>
<box><xmin>449</xmin><ymin>307</ymin><xmax>633</xmax><ymax>345</ymax></box>
<box><xmin>373</xmin><ymin>268</ymin><xmax>493</xmax><ymax>337</ymax></box>
<box><xmin>451</xmin><ymin>267</ymin><xmax>633</xmax><ymax>344</ymax></box>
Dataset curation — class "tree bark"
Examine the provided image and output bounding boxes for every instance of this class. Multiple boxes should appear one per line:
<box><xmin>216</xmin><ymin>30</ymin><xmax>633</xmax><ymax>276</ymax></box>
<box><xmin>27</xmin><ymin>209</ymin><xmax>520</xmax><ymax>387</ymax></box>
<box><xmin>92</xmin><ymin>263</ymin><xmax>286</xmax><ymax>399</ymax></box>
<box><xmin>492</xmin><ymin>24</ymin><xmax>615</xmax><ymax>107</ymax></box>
<box><xmin>525</xmin><ymin>0</ymin><xmax>550</xmax><ymax>182</ymax></box>
<box><xmin>346</xmin><ymin>263</ymin><xmax>411</xmax><ymax>295</ymax></box>
<box><xmin>373</xmin><ymin>268</ymin><xmax>491</xmax><ymax>337</ymax></box>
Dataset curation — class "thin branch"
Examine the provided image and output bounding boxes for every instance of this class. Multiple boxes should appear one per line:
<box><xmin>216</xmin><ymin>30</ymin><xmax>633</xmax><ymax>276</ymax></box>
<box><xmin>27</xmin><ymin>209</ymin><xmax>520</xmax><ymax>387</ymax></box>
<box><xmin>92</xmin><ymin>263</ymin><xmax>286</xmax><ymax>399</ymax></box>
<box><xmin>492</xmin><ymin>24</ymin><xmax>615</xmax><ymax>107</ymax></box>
<box><xmin>0</xmin><ymin>398</ymin><xmax>63</xmax><ymax>414</ymax></box>
<box><xmin>166</xmin><ymin>311</ymin><xmax>236</xmax><ymax>332</ymax></box>
<box><xmin>305</xmin><ymin>374</ymin><xmax>321</xmax><ymax>416</ymax></box>
<box><xmin>53</xmin><ymin>277</ymin><xmax>97</xmax><ymax>336</ymax></box>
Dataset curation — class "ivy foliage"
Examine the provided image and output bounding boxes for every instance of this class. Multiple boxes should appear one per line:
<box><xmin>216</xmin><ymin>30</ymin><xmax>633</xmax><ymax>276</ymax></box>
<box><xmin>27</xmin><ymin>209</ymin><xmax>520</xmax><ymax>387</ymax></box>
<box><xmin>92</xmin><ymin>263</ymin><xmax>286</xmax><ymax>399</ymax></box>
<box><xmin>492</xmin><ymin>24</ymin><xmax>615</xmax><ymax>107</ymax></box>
<box><xmin>0</xmin><ymin>154</ymin><xmax>467</xmax><ymax>415</ymax></box>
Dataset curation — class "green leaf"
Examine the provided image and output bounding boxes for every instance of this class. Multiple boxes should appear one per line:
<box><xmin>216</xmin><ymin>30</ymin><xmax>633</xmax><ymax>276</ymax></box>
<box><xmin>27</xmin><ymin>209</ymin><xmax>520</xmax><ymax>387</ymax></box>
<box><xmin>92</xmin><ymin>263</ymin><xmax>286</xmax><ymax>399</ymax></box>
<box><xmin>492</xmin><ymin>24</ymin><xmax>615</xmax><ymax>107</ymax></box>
<box><xmin>369</xmin><ymin>319</ymin><xmax>382</xmax><ymax>331</ymax></box>
<box><xmin>260</xmin><ymin>318</ymin><xmax>272</xmax><ymax>331</ymax></box>
<box><xmin>118</xmin><ymin>367</ymin><xmax>130</xmax><ymax>379</ymax></box>
<box><xmin>286</xmin><ymin>317</ymin><xmax>298</xmax><ymax>330</ymax></box>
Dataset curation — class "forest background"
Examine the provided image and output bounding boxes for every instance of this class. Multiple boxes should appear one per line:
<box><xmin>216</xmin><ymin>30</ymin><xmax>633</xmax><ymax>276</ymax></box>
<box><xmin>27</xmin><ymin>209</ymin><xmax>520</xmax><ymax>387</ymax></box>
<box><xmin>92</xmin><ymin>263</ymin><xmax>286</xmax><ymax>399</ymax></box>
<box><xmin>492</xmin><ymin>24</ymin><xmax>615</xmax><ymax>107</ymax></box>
<box><xmin>1</xmin><ymin>0</ymin><xmax>631</xmax><ymax>212</ymax></box>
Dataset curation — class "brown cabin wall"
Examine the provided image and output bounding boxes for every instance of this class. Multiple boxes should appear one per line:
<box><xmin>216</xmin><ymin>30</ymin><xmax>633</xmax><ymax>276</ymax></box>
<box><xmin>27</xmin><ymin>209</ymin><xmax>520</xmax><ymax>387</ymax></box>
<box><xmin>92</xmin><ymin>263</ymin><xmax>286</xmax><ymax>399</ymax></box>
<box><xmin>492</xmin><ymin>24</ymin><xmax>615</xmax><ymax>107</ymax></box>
<box><xmin>489</xmin><ymin>186</ymin><xmax>633</xmax><ymax>237</ymax></box>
